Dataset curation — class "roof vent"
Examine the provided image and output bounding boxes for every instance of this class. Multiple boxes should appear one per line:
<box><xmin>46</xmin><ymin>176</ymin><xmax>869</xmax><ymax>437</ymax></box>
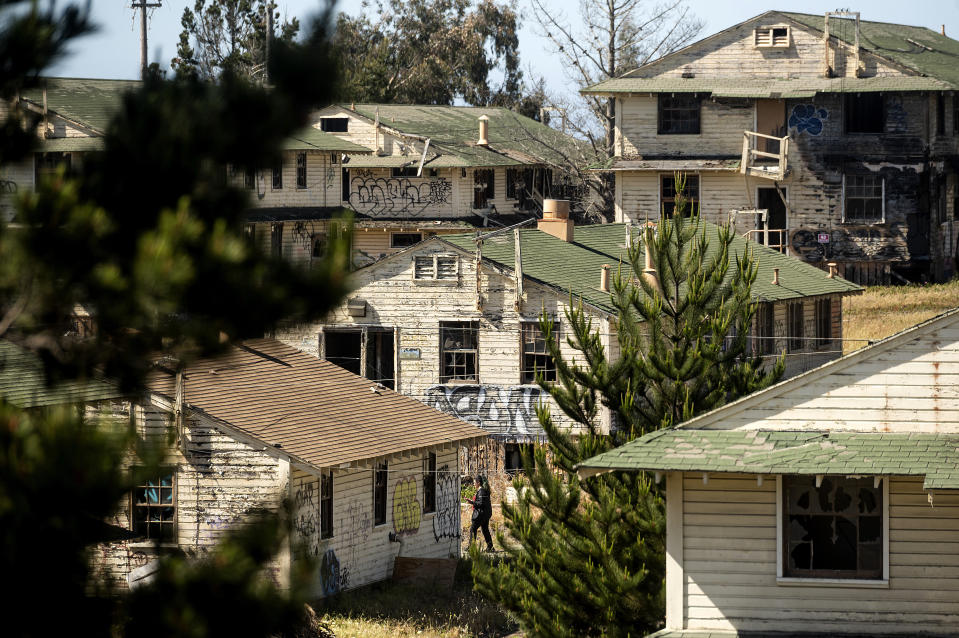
<box><xmin>538</xmin><ymin>199</ymin><xmax>573</xmax><ymax>242</ymax></box>
<box><xmin>477</xmin><ymin>115</ymin><xmax>489</xmax><ymax>146</ymax></box>
<box><xmin>600</xmin><ymin>264</ymin><xmax>611</xmax><ymax>292</ymax></box>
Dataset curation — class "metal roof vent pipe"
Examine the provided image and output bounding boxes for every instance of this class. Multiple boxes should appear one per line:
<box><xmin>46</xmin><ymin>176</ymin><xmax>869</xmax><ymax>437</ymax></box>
<box><xmin>772</xmin><ymin>267</ymin><xmax>780</xmax><ymax>285</ymax></box>
<box><xmin>600</xmin><ymin>264</ymin><xmax>611</xmax><ymax>292</ymax></box>
<box><xmin>642</xmin><ymin>228</ymin><xmax>661</xmax><ymax>294</ymax></box>
<box><xmin>477</xmin><ymin>114</ymin><xmax>489</xmax><ymax>146</ymax></box>
<box><xmin>538</xmin><ymin>199</ymin><xmax>574</xmax><ymax>242</ymax></box>
<box><xmin>827</xmin><ymin>262</ymin><xmax>838</xmax><ymax>278</ymax></box>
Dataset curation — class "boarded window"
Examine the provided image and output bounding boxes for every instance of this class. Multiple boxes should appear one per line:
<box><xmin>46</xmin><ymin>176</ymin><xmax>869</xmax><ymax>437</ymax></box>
<box><xmin>391</xmin><ymin>232</ymin><xmax>422</xmax><ymax>248</ymax></box>
<box><xmin>784</xmin><ymin>475</ymin><xmax>882</xmax><ymax>580</ymax></box>
<box><xmin>320</xmin><ymin>470</ymin><xmax>333</xmax><ymax>539</ymax></box>
<box><xmin>844</xmin><ymin>174</ymin><xmax>884</xmax><ymax>222</ymax></box>
<box><xmin>296</xmin><ymin>152</ymin><xmax>307</xmax><ymax>189</ymax></box>
<box><xmin>661</xmin><ymin>174</ymin><xmax>699</xmax><ymax>218</ymax></box>
<box><xmin>413</xmin><ymin>255</ymin><xmax>458</xmax><ymax>280</ymax></box>
<box><xmin>373</xmin><ymin>462</ymin><xmax>388</xmax><ymax>526</ymax></box>
<box><xmin>815</xmin><ymin>298</ymin><xmax>832</xmax><ymax>348</ymax></box>
<box><xmin>521</xmin><ymin>321</ymin><xmax>557</xmax><ymax>384</ymax></box>
<box><xmin>787</xmin><ymin>301</ymin><xmax>804</xmax><ymax>353</ymax></box>
<box><xmin>320</xmin><ymin>117</ymin><xmax>348</xmax><ymax>132</ymax></box>
<box><xmin>658</xmin><ymin>94</ymin><xmax>701</xmax><ymax>135</ymax></box>
<box><xmin>423</xmin><ymin>452</ymin><xmax>436</xmax><ymax>514</ymax></box>
<box><xmin>845</xmin><ymin>94</ymin><xmax>883</xmax><ymax>134</ymax></box>
<box><xmin>132</xmin><ymin>470</ymin><xmax>175</xmax><ymax>541</ymax></box>
<box><xmin>473</xmin><ymin>169</ymin><xmax>495</xmax><ymax>208</ymax></box>
<box><xmin>440</xmin><ymin>321</ymin><xmax>478</xmax><ymax>383</ymax></box>
<box><xmin>272</xmin><ymin>163</ymin><xmax>282</xmax><ymax>189</ymax></box>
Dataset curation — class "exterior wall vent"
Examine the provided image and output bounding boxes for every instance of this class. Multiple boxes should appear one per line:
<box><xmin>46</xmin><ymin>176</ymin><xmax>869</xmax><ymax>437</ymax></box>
<box><xmin>754</xmin><ymin>25</ymin><xmax>790</xmax><ymax>48</ymax></box>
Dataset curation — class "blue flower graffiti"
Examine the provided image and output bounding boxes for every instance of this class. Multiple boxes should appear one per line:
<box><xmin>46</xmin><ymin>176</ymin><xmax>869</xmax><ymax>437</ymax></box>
<box><xmin>788</xmin><ymin>104</ymin><xmax>829</xmax><ymax>136</ymax></box>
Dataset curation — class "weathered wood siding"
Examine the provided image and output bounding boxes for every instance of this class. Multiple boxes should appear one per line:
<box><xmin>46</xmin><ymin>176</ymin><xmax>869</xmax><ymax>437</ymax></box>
<box><xmin>618</xmin><ymin>96</ymin><xmax>753</xmax><ymax>158</ymax></box>
<box><xmin>234</xmin><ymin>150</ymin><xmax>342</xmax><ymax>209</ymax></box>
<box><xmin>703</xmin><ymin>314</ymin><xmax>959</xmax><ymax>433</ymax></box>
<box><xmin>680</xmin><ymin>473</ymin><xmax>959</xmax><ymax>634</ymax></box>
<box><xmin>290</xmin><ymin>447</ymin><xmax>461</xmax><ymax>597</ymax></box>
<box><xmin>93</xmin><ymin>405</ymin><xmax>288</xmax><ymax>591</ymax></box>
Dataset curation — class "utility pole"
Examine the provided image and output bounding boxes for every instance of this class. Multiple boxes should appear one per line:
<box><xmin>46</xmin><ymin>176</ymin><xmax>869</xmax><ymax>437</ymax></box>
<box><xmin>264</xmin><ymin>2</ymin><xmax>274</xmax><ymax>84</ymax></box>
<box><xmin>132</xmin><ymin>0</ymin><xmax>162</xmax><ymax>80</ymax></box>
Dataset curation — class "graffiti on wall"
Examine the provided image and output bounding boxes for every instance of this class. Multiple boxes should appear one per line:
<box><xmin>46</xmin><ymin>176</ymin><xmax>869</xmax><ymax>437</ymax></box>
<box><xmin>432</xmin><ymin>464</ymin><xmax>460</xmax><ymax>542</ymax></box>
<box><xmin>320</xmin><ymin>548</ymin><xmax>349</xmax><ymax>596</ymax></box>
<box><xmin>392</xmin><ymin>477</ymin><xmax>421</xmax><ymax>536</ymax></box>
<box><xmin>425</xmin><ymin>384</ymin><xmax>546</xmax><ymax>438</ymax></box>
<box><xmin>790</xmin><ymin>223</ymin><xmax>908</xmax><ymax>262</ymax></box>
<box><xmin>788</xmin><ymin>104</ymin><xmax>828</xmax><ymax>136</ymax></box>
<box><xmin>293</xmin><ymin>479</ymin><xmax>320</xmax><ymax>557</ymax></box>
<box><xmin>886</xmin><ymin>96</ymin><xmax>907</xmax><ymax>133</ymax></box>
<box><xmin>349</xmin><ymin>171</ymin><xmax>452</xmax><ymax>216</ymax></box>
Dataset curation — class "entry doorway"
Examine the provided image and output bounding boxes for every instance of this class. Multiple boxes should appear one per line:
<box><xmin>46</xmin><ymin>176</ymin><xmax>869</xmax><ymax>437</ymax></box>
<box><xmin>756</xmin><ymin>99</ymin><xmax>786</xmax><ymax>155</ymax></box>
<box><xmin>757</xmin><ymin>187</ymin><xmax>787</xmax><ymax>232</ymax></box>
<box><xmin>321</xmin><ymin>327</ymin><xmax>395</xmax><ymax>389</ymax></box>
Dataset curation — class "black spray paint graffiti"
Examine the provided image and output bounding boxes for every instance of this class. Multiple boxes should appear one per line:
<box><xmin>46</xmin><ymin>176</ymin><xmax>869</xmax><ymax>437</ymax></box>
<box><xmin>432</xmin><ymin>465</ymin><xmax>460</xmax><ymax>542</ymax></box>
<box><xmin>293</xmin><ymin>480</ymin><xmax>320</xmax><ymax>557</ymax></box>
<box><xmin>791</xmin><ymin>223</ymin><xmax>907</xmax><ymax>262</ymax></box>
<box><xmin>321</xmin><ymin>548</ymin><xmax>349</xmax><ymax>596</ymax></box>
<box><xmin>349</xmin><ymin>174</ymin><xmax>452</xmax><ymax>216</ymax></box>
<box><xmin>425</xmin><ymin>384</ymin><xmax>546</xmax><ymax>438</ymax></box>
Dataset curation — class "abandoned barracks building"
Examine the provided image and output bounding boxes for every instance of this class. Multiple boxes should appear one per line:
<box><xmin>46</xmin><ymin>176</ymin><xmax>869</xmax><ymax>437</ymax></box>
<box><xmin>308</xmin><ymin>103</ymin><xmax>596</xmax><ymax>268</ymax></box>
<box><xmin>277</xmin><ymin>205</ymin><xmax>860</xmax><ymax>474</ymax></box>
<box><xmin>579</xmin><ymin>309</ymin><xmax>959</xmax><ymax>636</ymax></box>
<box><xmin>584</xmin><ymin>10</ymin><xmax>959</xmax><ymax>284</ymax></box>
<box><xmin>0</xmin><ymin>338</ymin><xmax>485</xmax><ymax>596</ymax></box>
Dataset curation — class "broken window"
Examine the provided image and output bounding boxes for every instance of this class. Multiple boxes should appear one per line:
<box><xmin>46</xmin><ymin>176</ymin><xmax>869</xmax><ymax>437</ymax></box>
<box><xmin>756</xmin><ymin>302</ymin><xmax>776</xmax><ymax>355</ymax></box>
<box><xmin>373</xmin><ymin>462</ymin><xmax>388</xmax><ymax>526</ymax></box>
<box><xmin>320</xmin><ymin>470</ymin><xmax>333</xmax><ymax>539</ymax></box>
<box><xmin>661</xmin><ymin>174</ymin><xmax>699</xmax><ymax>218</ymax></box>
<box><xmin>296</xmin><ymin>152</ymin><xmax>307</xmax><ymax>189</ymax></box>
<box><xmin>787</xmin><ymin>301</ymin><xmax>804</xmax><ymax>353</ymax></box>
<box><xmin>754</xmin><ymin>25</ymin><xmax>790</xmax><ymax>47</ymax></box>
<box><xmin>320</xmin><ymin>117</ymin><xmax>349</xmax><ymax>133</ymax></box>
<box><xmin>844</xmin><ymin>174</ymin><xmax>884</xmax><ymax>222</ymax></box>
<box><xmin>423</xmin><ymin>452</ymin><xmax>436</xmax><ymax>514</ymax></box>
<box><xmin>390</xmin><ymin>232</ymin><xmax>422</xmax><ymax>249</ymax></box>
<box><xmin>392</xmin><ymin>166</ymin><xmax>420</xmax><ymax>178</ymax></box>
<box><xmin>440</xmin><ymin>321</ymin><xmax>478</xmax><ymax>383</ymax></box>
<box><xmin>473</xmin><ymin>169</ymin><xmax>495</xmax><ymax>208</ymax></box>
<box><xmin>521</xmin><ymin>321</ymin><xmax>557</xmax><ymax>384</ymax></box>
<box><xmin>658</xmin><ymin>94</ymin><xmax>701</xmax><ymax>135</ymax></box>
<box><xmin>844</xmin><ymin>94</ymin><xmax>883</xmax><ymax>134</ymax></box>
<box><xmin>815</xmin><ymin>298</ymin><xmax>832</xmax><ymax>349</ymax></box>
<box><xmin>784</xmin><ymin>476</ymin><xmax>883</xmax><ymax>580</ymax></box>
<box><xmin>413</xmin><ymin>255</ymin><xmax>458</xmax><ymax>280</ymax></box>
<box><xmin>132</xmin><ymin>469</ymin><xmax>176</xmax><ymax>541</ymax></box>
<box><xmin>320</xmin><ymin>328</ymin><xmax>395</xmax><ymax>389</ymax></box>
<box><xmin>324</xmin><ymin>329</ymin><xmax>362</xmax><ymax>375</ymax></box>
<box><xmin>272</xmin><ymin>162</ymin><xmax>282</xmax><ymax>190</ymax></box>
<box><xmin>505</xmin><ymin>443</ymin><xmax>534</xmax><ymax>474</ymax></box>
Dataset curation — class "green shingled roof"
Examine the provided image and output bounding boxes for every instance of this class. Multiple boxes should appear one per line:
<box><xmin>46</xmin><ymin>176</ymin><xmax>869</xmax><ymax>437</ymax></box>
<box><xmin>282</xmin><ymin>126</ymin><xmax>369</xmax><ymax>152</ymax></box>
<box><xmin>0</xmin><ymin>341</ymin><xmax>125</xmax><ymax>408</ymax></box>
<box><xmin>440</xmin><ymin>222</ymin><xmax>860</xmax><ymax>315</ymax></box>
<box><xmin>20</xmin><ymin>77</ymin><xmax>140</xmax><ymax>133</ymax></box>
<box><xmin>341</xmin><ymin>104</ymin><xmax>596</xmax><ymax>168</ymax></box>
<box><xmin>583</xmin><ymin>75</ymin><xmax>950</xmax><ymax>96</ymax></box>
<box><xmin>577</xmin><ymin>428</ymin><xmax>959</xmax><ymax>490</ymax></box>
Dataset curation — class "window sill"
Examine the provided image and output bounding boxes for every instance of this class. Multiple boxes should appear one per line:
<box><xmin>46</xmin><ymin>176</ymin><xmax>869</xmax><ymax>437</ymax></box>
<box><xmin>127</xmin><ymin>541</ymin><xmax>179</xmax><ymax>549</ymax></box>
<box><xmin>777</xmin><ymin>577</ymin><xmax>888</xmax><ymax>589</ymax></box>
<box><xmin>412</xmin><ymin>278</ymin><xmax>459</xmax><ymax>285</ymax></box>
<box><xmin>839</xmin><ymin>219</ymin><xmax>885</xmax><ymax>225</ymax></box>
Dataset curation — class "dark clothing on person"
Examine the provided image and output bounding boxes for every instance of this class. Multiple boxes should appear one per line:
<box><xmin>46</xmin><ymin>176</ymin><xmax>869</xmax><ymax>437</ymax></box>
<box><xmin>468</xmin><ymin>486</ymin><xmax>494</xmax><ymax>550</ymax></box>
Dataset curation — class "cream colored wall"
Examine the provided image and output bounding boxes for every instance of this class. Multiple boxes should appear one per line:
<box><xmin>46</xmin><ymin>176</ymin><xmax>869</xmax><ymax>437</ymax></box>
<box><xmin>238</xmin><ymin>150</ymin><xmax>342</xmax><ymax>209</ymax></box>
<box><xmin>619</xmin><ymin>96</ymin><xmax>754</xmax><ymax>158</ymax></box>
<box><xmin>290</xmin><ymin>447</ymin><xmax>460</xmax><ymax>597</ymax></box>
<box><xmin>679</xmin><ymin>473</ymin><xmax>959</xmax><ymax>634</ymax></box>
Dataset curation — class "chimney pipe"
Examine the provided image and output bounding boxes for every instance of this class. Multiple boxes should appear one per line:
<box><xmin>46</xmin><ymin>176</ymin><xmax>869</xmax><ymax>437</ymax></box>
<box><xmin>600</xmin><ymin>264</ymin><xmax>611</xmax><ymax>292</ymax></box>
<box><xmin>772</xmin><ymin>268</ymin><xmax>780</xmax><ymax>285</ymax></box>
<box><xmin>477</xmin><ymin>115</ymin><xmax>489</xmax><ymax>146</ymax></box>
<box><xmin>942</xmin><ymin>24</ymin><xmax>947</xmax><ymax>36</ymax></box>
<box><xmin>827</xmin><ymin>262</ymin><xmax>838</xmax><ymax>278</ymax></box>
<box><xmin>642</xmin><ymin>227</ymin><xmax>661</xmax><ymax>294</ymax></box>
<box><xmin>538</xmin><ymin>199</ymin><xmax>574</xmax><ymax>242</ymax></box>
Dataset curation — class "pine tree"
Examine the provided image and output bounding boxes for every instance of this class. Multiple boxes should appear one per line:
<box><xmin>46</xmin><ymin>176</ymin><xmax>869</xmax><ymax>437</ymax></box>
<box><xmin>471</xmin><ymin>179</ymin><xmax>784</xmax><ymax>637</ymax></box>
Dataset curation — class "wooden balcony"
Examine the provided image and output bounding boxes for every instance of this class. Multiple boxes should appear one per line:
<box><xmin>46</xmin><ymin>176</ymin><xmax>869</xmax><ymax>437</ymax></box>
<box><xmin>741</xmin><ymin>131</ymin><xmax>789</xmax><ymax>180</ymax></box>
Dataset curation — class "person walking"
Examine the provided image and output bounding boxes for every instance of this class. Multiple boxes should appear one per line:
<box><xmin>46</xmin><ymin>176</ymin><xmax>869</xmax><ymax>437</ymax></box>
<box><xmin>467</xmin><ymin>475</ymin><xmax>494</xmax><ymax>551</ymax></box>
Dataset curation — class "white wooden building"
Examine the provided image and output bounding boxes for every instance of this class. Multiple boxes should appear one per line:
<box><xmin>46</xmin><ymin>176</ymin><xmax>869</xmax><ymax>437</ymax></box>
<box><xmin>584</xmin><ymin>11</ymin><xmax>959</xmax><ymax>284</ymax></box>
<box><xmin>579</xmin><ymin>309</ymin><xmax>959</xmax><ymax>636</ymax></box>
<box><xmin>80</xmin><ymin>339</ymin><xmax>486</xmax><ymax>596</ymax></box>
<box><xmin>277</xmin><ymin>207</ymin><xmax>860</xmax><ymax>474</ymax></box>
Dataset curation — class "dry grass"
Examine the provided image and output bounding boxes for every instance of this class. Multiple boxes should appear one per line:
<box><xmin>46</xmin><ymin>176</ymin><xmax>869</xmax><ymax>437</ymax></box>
<box><xmin>842</xmin><ymin>280</ymin><xmax>959</xmax><ymax>353</ymax></box>
<box><xmin>315</xmin><ymin>560</ymin><xmax>516</xmax><ymax>638</ymax></box>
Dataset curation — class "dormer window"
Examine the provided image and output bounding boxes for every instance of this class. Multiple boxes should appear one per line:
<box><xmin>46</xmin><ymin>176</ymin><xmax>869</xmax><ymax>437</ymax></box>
<box><xmin>754</xmin><ymin>25</ymin><xmax>790</xmax><ymax>48</ymax></box>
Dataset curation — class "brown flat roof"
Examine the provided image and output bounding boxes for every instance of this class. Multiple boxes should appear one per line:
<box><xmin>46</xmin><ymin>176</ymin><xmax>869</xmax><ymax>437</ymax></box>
<box><xmin>145</xmin><ymin>339</ymin><xmax>487</xmax><ymax>469</ymax></box>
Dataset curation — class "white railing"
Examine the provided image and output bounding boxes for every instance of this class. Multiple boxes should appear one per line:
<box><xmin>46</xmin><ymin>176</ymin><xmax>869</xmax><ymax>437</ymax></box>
<box><xmin>743</xmin><ymin>228</ymin><xmax>788</xmax><ymax>254</ymax></box>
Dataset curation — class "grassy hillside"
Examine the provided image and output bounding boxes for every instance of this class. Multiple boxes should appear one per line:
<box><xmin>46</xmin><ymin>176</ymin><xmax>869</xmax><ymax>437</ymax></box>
<box><xmin>842</xmin><ymin>280</ymin><xmax>959</xmax><ymax>353</ymax></box>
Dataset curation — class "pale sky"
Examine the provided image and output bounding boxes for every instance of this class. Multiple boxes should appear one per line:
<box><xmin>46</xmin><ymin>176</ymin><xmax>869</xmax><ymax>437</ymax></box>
<box><xmin>46</xmin><ymin>0</ymin><xmax>959</xmax><ymax>99</ymax></box>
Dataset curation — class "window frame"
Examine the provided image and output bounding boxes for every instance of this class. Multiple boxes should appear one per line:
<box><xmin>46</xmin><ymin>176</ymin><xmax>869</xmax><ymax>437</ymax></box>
<box><xmin>787</xmin><ymin>301</ymin><xmax>804</xmax><ymax>353</ymax></box>
<box><xmin>755</xmin><ymin>302</ymin><xmax>776</xmax><ymax>355</ymax></box>
<box><xmin>660</xmin><ymin>174</ymin><xmax>700</xmax><ymax>218</ymax></box>
<box><xmin>844</xmin><ymin>93</ymin><xmax>884</xmax><ymax>134</ymax></box>
<box><xmin>473</xmin><ymin>169</ymin><xmax>495</xmax><ymax>208</ymax></box>
<box><xmin>439</xmin><ymin>321</ymin><xmax>479</xmax><ymax>384</ymax></box>
<box><xmin>391</xmin><ymin>166</ymin><xmax>420</xmax><ymax>178</ymax></box>
<box><xmin>815</xmin><ymin>297</ymin><xmax>833</xmax><ymax>349</ymax></box>
<box><xmin>520</xmin><ymin>321</ymin><xmax>558</xmax><ymax>384</ymax></box>
<box><xmin>272</xmin><ymin>162</ymin><xmax>283</xmax><ymax>190</ymax></box>
<box><xmin>270</xmin><ymin>222</ymin><xmax>283</xmax><ymax>258</ymax></box>
<box><xmin>296</xmin><ymin>152</ymin><xmax>307</xmax><ymax>189</ymax></box>
<box><xmin>423</xmin><ymin>452</ymin><xmax>436</xmax><ymax>514</ymax></box>
<box><xmin>320</xmin><ymin>469</ymin><xmax>334</xmax><ymax>539</ymax></box>
<box><xmin>657</xmin><ymin>94</ymin><xmax>701</xmax><ymax>135</ymax></box>
<box><xmin>842</xmin><ymin>174</ymin><xmax>885</xmax><ymax>223</ymax></box>
<box><xmin>373</xmin><ymin>461</ymin><xmax>388</xmax><ymax>527</ymax></box>
<box><xmin>776</xmin><ymin>475</ymin><xmax>889</xmax><ymax>587</ymax></box>
<box><xmin>131</xmin><ymin>468</ymin><xmax>177</xmax><ymax>542</ymax></box>
<box><xmin>391</xmin><ymin>232</ymin><xmax>423</xmax><ymax>249</ymax></box>
<box><xmin>319</xmin><ymin>117</ymin><xmax>349</xmax><ymax>133</ymax></box>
